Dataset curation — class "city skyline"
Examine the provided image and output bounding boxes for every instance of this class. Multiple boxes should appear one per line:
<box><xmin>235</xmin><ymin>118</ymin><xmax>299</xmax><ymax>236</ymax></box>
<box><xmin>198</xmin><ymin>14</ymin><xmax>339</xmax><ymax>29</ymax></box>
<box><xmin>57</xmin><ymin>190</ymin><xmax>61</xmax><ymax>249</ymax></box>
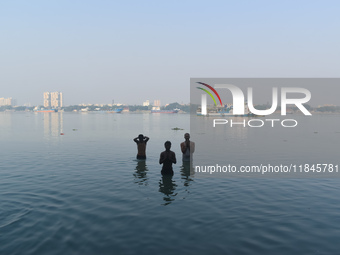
<box><xmin>0</xmin><ymin>91</ymin><xmax>179</xmax><ymax>107</ymax></box>
<box><xmin>2</xmin><ymin>88</ymin><xmax>340</xmax><ymax>108</ymax></box>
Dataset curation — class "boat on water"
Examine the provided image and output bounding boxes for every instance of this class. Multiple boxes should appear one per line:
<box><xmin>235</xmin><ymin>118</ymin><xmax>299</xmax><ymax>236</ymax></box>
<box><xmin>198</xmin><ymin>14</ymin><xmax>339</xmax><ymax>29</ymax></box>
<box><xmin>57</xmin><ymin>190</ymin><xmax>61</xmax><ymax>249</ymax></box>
<box><xmin>34</xmin><ymin>108</ymin><xmax>58</xmax><ymax>113</ymax></box>
<box><xmin>107</xmin><ymin>108</ymin><xmax>123</xmax><ymax>113</ymax></box>
<box><xmin>151</xmin><ymin>107</ymin><xmax>179</xmax><ymax>113</ymax></box>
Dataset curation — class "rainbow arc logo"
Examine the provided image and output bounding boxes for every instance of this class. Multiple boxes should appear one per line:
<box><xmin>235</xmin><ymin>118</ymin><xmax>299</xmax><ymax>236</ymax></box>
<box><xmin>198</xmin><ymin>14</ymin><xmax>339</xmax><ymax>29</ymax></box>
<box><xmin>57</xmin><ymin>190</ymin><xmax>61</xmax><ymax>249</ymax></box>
<box><xmin>196</xmin><ymin>82</ymin><xmax>223</xmax><ymax>106</ymax></box>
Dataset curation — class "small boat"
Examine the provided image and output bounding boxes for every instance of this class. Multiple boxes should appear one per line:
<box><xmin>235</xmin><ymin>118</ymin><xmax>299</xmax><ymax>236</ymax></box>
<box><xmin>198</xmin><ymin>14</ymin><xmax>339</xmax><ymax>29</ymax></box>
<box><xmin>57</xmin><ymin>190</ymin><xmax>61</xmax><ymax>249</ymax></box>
<box><xmin>34</xmin><ymin>108</ymin><xmax>58</xmax><ymax>113</ymax></box>
<box><xmin>107</xmin><ymin>108</ymin><xmax>123</xmax><ymax>113</ymax></box>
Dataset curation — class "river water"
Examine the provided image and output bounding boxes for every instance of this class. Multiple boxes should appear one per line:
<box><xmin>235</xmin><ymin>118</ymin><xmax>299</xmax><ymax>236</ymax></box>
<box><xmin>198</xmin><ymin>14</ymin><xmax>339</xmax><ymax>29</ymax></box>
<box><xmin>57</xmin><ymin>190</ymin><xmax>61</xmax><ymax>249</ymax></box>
<box><xmin>1</xmin><ymin>112</ymin><xmax>340</xmax><ymax>255</ymax></box>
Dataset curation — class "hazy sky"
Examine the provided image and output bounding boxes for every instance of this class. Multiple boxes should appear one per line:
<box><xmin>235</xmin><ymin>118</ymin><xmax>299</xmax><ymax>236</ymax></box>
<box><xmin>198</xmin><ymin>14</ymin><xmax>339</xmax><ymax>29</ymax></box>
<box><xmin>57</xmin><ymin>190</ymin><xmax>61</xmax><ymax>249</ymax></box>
<box><xmin>1</xmin><ymin>1</ymin><xmax>340</xmax><ymax>106</ymax></box>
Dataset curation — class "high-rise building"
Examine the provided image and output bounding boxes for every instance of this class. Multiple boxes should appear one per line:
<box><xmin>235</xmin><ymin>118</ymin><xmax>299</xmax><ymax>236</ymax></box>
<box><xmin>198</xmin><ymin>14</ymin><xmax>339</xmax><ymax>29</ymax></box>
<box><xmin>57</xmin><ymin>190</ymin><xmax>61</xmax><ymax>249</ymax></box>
<box><xmin>44</xmin><ymin>92</ymin><xmax>63</xmax><ymax>108</ymax></box>
<box><xmin>44</xmin><ymin>92</ymin><xmax>51</xmax><ymax>108</ymax></box>
<box><xmin>143</xmin><ymin>100</ymin><xmax>150</xmax><ymax>106</ymax></box>
<box><xmin>51</xmin><ymin>92</ymin><xmax>63</xmax><ymax>108</ymax></box>
<box><xmin>154</xmin><ymin>99</ymin><xmax>160</xmax><ymax>107</ymax></box>
<box><xmin>0</xmin><ymin>97</ymin><xmax>13</xmax><ymax>106</ymax></box>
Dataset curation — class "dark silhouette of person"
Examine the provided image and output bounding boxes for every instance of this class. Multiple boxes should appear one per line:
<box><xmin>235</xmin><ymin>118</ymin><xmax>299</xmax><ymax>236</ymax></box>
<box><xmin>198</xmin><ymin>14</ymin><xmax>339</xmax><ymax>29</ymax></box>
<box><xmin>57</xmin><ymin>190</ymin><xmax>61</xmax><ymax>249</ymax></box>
<box><xmin>159</xmin><ymin>141</ymin><xmax>176</xmax><ymax>175</ymax></box>
<box><xmin>181</xmin><ymin>161</ymin><xmax>194</xmax><ymax>186</ymax></box>
<box><xmin>133</xmin><ymin>134</ymin><xmax>149</xmax><ymax>160</ymax></box>
<box><xmin>180</xmin><ymin>133</ymin><xmax>195</xmax><ymax>162</ymax></box>
<box><xmin>133</xmin><ymin>160</ymin><xmax>148</xmax><ymax>186</ymax></box>
<box><xmin>159</xmin><ymin>175</ymin><xmax>177</xmax><ymax>206</ymax></box>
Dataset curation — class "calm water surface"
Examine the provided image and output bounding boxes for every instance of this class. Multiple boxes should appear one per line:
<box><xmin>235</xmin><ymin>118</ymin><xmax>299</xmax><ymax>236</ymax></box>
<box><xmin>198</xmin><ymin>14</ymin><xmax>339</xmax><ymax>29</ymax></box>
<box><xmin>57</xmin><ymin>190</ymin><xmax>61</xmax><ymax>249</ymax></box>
<box><xmin>1</xmin><ymin>112</ymin><xmax>340</xmax><ymax>255</ymax></box>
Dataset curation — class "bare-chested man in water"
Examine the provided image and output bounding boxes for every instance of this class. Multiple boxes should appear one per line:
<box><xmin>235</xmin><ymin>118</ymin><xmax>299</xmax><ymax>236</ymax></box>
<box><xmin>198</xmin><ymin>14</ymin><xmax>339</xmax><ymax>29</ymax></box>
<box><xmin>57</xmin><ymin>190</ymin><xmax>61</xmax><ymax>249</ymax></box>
<box><xmin>159</xmin><ymin>141</ymin><xmax>176</xmax><ymax>175</ymax></box>
<box><xmin>180</xmin><ymin>133</ymin><xmax>195</xmax><ymax>162</ymax></box>
<box><xmin>133</xmin><ymin>134</ymin><xmax>149</xmax><ymax>160</ymax></box>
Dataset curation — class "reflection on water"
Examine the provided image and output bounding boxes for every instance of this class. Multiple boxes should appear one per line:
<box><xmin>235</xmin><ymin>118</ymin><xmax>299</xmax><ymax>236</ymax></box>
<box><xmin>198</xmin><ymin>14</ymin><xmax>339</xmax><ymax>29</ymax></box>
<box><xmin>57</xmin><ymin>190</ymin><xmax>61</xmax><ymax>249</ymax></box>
<box><xmin>180</xmin><ymin>161</ymin><xmax>195</xmax><ymax>188</ymax></box>
<box><xmin>0</xmin><ymin>113</ymin><xmax>12</xmax><ymax>127</ymax></box>
<box><xmin>43</xmin><ymin>112</ymin><xmax>63</xmax><ymax>139</ymax></box>
<box><xmin>158</xmin><ymin>175</ymin><xmax>177</xmax><ymax>206</ymax></box>
<box><xmin>2</xmin><ymin>113</ymin><xmax>340</xmax><ymax>254</ymax></box>
<box><xmin>133</xmin><ymin>160</ymin><xmax>149</xmax><ymax>186</ymax></box>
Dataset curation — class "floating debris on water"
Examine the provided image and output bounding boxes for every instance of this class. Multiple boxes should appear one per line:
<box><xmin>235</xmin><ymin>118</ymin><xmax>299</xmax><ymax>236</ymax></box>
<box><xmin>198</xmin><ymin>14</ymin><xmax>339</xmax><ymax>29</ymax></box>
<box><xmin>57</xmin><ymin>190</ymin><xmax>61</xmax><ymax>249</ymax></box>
<box><xmin>73</xmin><ymin>129</ymin><xmax>78</xmax><ymax>131</ymax></box>
<box><xmin>171</xmin><ymin>127</ymin><xmax>184</xmax><ymax>130</ymax></box>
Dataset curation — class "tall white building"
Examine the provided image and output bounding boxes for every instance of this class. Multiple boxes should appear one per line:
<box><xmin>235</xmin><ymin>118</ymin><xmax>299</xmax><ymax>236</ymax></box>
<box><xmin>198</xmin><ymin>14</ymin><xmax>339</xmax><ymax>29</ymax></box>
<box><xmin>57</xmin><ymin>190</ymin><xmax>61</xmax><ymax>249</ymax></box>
<box><xmin>154</xmin><ymin>99</ymin><xmax>160</xmax><ymax>107</ymax></box>
<box><xmin>44</xmin><ymin>92</ymin><xmax>51</xmax><ymax>108</ymax></box>
<box><xmin>44</xmin><ymin>92</ymin><xmax>63</xmax><ymax>108</ymax></box>
<box><xmin>143</xmin><ymin>100</ymin><xmax>150</xmax><ymax>106</ymax></box>
<box><xmin>0</xmin><ymin>97</ymin><xmax>13</xmax><ymax>106</ymax></box>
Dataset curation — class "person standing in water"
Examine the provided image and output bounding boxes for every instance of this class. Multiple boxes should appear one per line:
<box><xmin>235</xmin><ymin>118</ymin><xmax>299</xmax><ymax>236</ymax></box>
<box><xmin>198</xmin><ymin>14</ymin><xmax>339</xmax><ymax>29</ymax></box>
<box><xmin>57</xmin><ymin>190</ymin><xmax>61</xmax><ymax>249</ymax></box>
<box><xmin>133</xmin><ymin>134</ymin><xmax>149</xmax><ymax>160</ymax></box>
<box><xmin>159</xmin><ymin>141</ymin><xmax>177</xmax><ymax>175</ymax></box>
<box><xmin>180</xmin><ymin>133</ymin><xmax>195</xmax><ymax>162</ymax></box>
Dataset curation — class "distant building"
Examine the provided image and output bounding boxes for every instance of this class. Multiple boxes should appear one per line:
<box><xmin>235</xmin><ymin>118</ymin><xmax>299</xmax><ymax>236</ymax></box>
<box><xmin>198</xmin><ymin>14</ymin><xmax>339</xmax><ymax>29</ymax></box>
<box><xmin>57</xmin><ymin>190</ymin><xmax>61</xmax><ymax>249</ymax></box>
<box><xmin>51</xmin><ymin>92</ymin><xmax>63</xmax><ymax>108</ymax></box>
<box><xmin>154</xmin><ymin>99</ymin><xmax>161</xmax><ymax>107</ymax></box>
<box><xmin>0</xmin><ymin>97</ymin><xmax>13</xmax><ymax>106</ymax></box>
<box><xmin>44</xmin><ymin>92</ymin><xmax>51</xmax><ymax>108</ymax></box>
<box><xmin>44</xmin><ymin>92</ymin><xmax>63</xmax><ymax>108</ymax></box>
<box><xmin>143</xmin><ymin>100</ymin><xmax>150</xmax><ymax>106</ymax></box>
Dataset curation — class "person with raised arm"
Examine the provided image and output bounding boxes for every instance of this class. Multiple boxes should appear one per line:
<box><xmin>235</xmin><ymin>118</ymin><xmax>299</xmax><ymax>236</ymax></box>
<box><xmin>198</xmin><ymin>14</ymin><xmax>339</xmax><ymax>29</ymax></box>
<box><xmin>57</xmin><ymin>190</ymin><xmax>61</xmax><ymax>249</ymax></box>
<box><xmin>133</xmin><ymin>134</ymin><xmax>149</xmax><ymax>160</ymax></box>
